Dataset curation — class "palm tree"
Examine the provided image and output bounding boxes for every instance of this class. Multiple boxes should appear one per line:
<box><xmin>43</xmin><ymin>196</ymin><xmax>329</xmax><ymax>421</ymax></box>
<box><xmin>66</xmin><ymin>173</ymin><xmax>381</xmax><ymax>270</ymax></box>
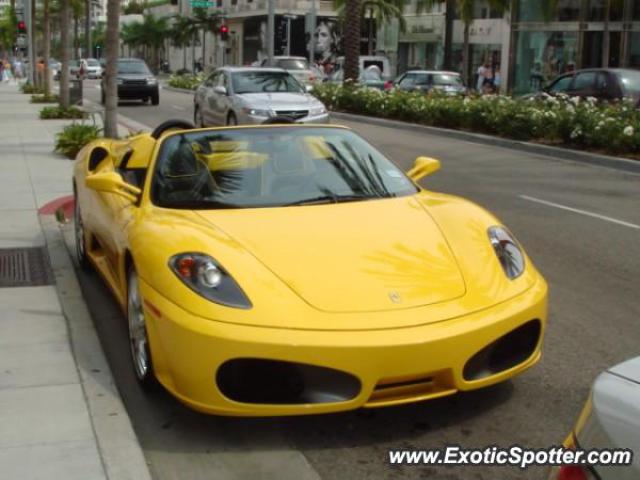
<box><xmin>191</xmin><ymin>7</ymin><xmax>222</xmax><ymax>70</ymax></box>
<box><xmin>43</xmin><ymin>0</ymin><xmax>51</xmax><ymax>96</ymax></box>
<box><xmin>104</xmin><ymin>0</ymin><xmax>120</xmax><ymax>138</ymax></box>
<box><xmin>170</xmin><ymin>16</ymin><xmax>194</xmax><ymax>71</ymax></box>
<box><xmin>343</xmin><ymin>0</ymin><xmax>361</xmax><ymax>83</ymax></box>
<box><xmin>335</xmin><ymin>0</ymin><xmax>406</xmax><ymax>55</ymax></box>
<box><xmin>121</xmin><ymin>15</ymin><xmax>169</xmax><ymax>72</ymax></box>
<box><xmin>59</xmin><ymin>0</ymin><xmax>71</xmax><ymax>107</ymax></box>
<box><xmin>71</xmin><ymin>0</ymin><xmax>83</xmax><ymax>58</ymax></box>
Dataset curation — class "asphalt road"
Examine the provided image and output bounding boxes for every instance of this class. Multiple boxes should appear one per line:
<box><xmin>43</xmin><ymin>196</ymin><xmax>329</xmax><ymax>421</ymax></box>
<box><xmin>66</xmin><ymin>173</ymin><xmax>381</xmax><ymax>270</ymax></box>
<box><xmin>78</xmin><ymin>80</ymin><xmax>640</xmax><ymax>480</ymax></box>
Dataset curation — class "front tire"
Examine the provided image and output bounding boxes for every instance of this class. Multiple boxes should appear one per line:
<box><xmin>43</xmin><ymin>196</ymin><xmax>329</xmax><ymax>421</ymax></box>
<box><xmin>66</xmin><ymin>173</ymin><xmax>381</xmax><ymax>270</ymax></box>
<box><xmin>73</xmin><ymin>191</ymin><xmax>91</xmax><ymax>271</ymax></box>
<box><xmin>127</xmin><ymin>267</ymin><xmax>155</xmax><ymax>389</ymax></box>
<box><xmin>151</xmin><ymin>92</ymin><xmax>160</xmax><ymax>105</ymax></box>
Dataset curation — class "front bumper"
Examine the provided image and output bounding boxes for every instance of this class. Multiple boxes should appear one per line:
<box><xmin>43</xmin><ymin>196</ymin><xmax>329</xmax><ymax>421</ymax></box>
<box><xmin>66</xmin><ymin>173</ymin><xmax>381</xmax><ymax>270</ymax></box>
<box><xmin>239</xmin><ymin>111</ymin><xmax>330</xmax><ymax>125</ymax></box>
<box><xmin>140</xmin><ymin>277</ymin><xmax>547</xmax><ymax>416</ymax></box>
<box><xmin>117</xmin><ymin>84</ymin><xmax>158</xmax><ymax>99</ymax></box>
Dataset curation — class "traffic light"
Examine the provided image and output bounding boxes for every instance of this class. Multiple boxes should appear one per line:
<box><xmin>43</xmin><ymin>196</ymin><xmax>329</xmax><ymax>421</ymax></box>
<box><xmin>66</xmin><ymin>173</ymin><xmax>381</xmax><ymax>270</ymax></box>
<box><xmin>17</xmin><ymin>21</ymin><xmax>26</xmax><ymax>34</ymax></box>
<box><xmin>219</xmin><ymin>24</ymin><xmax>229</xmax><ymax>42</ymax></box>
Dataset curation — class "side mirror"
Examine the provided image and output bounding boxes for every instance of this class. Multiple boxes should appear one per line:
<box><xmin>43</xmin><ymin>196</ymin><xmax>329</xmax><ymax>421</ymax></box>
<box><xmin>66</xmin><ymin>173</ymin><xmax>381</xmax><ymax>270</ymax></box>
<box><xmin>406</xmin><ymin>156</ymin><xmax>440</xmax><ymax>183</ymax></box>
<box><xmin>213</xmin><ymin>85</ymin><xmax>227</xmax><ymax>95</ymax></box>
<box><xmin>85</xmin><ymin>171</ymin><xmax>141</xmax><ymax>203</ymax></box>
<box><xmin>305</xmin><ymin>84</ymin><xmax>314</xmax><ymax>93</ymax></box>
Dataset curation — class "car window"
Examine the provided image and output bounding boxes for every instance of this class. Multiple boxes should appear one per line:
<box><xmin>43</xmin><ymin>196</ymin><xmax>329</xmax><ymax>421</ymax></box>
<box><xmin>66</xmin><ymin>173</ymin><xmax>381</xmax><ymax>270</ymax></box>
<box><xmin>151</xmin><ymin>128</ymin><xmax>417</xmax><ymax>209</ymax></box>
<box><xmin>398</xmin><ymin>74</ymin><xmax>414</xmax><ymax>87</ymax></box>
<box><xmin>548</xmin><ymin>75</ymin><xmax>573</xmax><ymax>93</ymax></box>
<box><xmin>231</xmin><ymin>71</ymin><xmax>304</xmax><ymax>94</ymax></box>
<box><xmin>117</xmin><ymin>61</ymin><xmax>151</xmax><ymax>74</ymax></box>
<box><xmin>617</xmin><ymin>71</ymin><xmax>640</xmax><ymax>95</ymax></box>
<box><xmin>205</xmin><ymin>72</ymin><xmax>218</xmax><ymax>87</ymax></box>
<box><xmin>276</xmin><ymin>59</ymin><xmax>309</xmax><ymax>70</ymax></box>
<box><xmin>595</xmin><ymin>72</ymin><xmax>609</xmax><ymax>92</ymax></box>
<box><xmin>432</xmin><ymin>73</ymin><xmax>462</xmax><ymax>86</ymax></box>
<box><xmin>572</xmin><ymin>72</ymin><xmax>597</xmax><ymax>90</ymax></box>
<box><xmin>87</xmin><ymin>60</ymin><xmax>100</xmax><ymax>66</ymax></box>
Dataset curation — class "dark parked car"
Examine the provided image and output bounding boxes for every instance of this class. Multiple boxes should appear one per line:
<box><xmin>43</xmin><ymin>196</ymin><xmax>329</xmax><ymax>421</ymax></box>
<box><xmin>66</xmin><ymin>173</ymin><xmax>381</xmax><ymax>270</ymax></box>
<box><xmin>541</xmin><ymin>68</ymin><xmax>640</xmax><ymax>105</ymax></box>
<box><xmin>387</xmin><ymin>70</ymin><xmax>467</xmax><ymax>95</ymax></box>
<box><xmin>101</xmin><ymin>58</ymin><xmax>159</xmax><ymax>105</ymax></box>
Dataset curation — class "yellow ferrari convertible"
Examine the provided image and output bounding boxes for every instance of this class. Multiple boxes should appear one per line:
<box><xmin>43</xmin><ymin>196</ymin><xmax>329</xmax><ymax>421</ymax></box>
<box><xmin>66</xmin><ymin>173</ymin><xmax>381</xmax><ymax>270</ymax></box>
<box><xmin>73</xmin><ymin>119</ymin><xmax>548</xmax><ymax>416</ymax></box>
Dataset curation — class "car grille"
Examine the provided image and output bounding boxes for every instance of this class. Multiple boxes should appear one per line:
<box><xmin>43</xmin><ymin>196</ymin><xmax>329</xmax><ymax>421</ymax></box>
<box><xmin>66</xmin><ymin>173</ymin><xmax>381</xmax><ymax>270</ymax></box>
<box><xmin>274</xmin><ymin>110</ymin><xmax>308</xmax><ymax>120</ymax></box>
<box><xmin>123</xmin><ymin>79</ymin><xmax>147</xmax><ymax>85</ymax></box>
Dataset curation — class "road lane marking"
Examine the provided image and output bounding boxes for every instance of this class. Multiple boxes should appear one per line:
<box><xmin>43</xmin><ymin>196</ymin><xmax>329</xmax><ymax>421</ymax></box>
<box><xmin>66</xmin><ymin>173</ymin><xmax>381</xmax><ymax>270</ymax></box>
<box><xmin>519</xmin><ymin>195</ymin><xmax>640</xmax><ymax>230</ymax></box>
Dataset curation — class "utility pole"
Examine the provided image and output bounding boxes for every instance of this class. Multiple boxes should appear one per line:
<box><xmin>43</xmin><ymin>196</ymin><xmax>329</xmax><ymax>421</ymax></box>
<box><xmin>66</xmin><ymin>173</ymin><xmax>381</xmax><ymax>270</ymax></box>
<box><xmin>267</xmin><ymin>0</ymin><xmax>274</xmax><ymax>65</ymax></box>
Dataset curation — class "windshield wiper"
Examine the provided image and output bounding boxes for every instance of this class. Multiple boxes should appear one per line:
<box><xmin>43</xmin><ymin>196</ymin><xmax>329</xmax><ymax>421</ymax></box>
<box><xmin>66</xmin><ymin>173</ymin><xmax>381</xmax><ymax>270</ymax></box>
<box><xmin>285</xmin><ymin>194</ymin><xmax>368</xmax><ymax>206</ymax></box>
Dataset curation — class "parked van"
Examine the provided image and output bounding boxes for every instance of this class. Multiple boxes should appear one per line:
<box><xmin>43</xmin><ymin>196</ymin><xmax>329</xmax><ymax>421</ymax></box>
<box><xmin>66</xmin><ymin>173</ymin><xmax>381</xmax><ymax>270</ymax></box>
<box><xmin>334</xmin><ymin>56</ymin><xmax>392</xmax><ymax>80</ymax></box>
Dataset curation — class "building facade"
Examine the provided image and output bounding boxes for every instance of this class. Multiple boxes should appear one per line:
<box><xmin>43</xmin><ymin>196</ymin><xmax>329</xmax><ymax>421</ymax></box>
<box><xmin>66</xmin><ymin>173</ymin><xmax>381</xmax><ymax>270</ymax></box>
<box><xmin>510</xmin><ymin>0</ymin><xmax>640</xmax><ymax>94</ymax></box>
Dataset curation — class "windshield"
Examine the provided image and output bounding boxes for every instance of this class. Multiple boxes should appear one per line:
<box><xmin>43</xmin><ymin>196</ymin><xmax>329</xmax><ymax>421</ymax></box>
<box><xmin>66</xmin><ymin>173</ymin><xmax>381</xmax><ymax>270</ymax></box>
<box><xmin>151</xmin><ymin>127</ymin><xmax>417</xmax><ymax>209</ymax></box>
<box><xmin>118</xmin><ymin>61</ymin><xmax>151</xmax><ymax>74</ymax></box>
<box><xmin>617</xmin><ymin>71</ymin><xmax>640</xmax><ymax>95</ymax></box>
<box><xmin>87</xmin><ymin>59</ymin><xmax>100</xmax><ymax>67</ymax></box>
<box><xmin>232</xmin><ymin>71</ymin><xmax>304</xmax><ymax>94</ymax></box>
<box><xmin>432</xmin><ymin>73</ymin><xmax>463</xmax><ymax>86</ymax></box>
<box><xmin>277</xmin><ymin>59</ymin><xmax>308</xmax><ymax>70</ymax></box>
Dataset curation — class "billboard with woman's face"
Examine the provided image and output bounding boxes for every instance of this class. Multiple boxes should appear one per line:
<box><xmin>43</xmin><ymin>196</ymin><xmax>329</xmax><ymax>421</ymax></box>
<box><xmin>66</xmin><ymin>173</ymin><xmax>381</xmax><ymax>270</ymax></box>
<box><xmin>243</xmin><ymin>15</ymin><xmax>343</xmax><ymax>72</ymax></box>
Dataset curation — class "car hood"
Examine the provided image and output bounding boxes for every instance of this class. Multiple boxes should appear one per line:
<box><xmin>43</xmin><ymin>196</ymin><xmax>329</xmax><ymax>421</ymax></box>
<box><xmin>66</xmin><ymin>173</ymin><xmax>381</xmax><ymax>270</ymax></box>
<box><xmin>237</xmin><ymin>92</ymin><xmax>321</xmax><ymax>109</ymax></box>
<box><xmin>196</xmin><ymin>196</ymin><xmax>466</xmax><ymax>313</ymax></box>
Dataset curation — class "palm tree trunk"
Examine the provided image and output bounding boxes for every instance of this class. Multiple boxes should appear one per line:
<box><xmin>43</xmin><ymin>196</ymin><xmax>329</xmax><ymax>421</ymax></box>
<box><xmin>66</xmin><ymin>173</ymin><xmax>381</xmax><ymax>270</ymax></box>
<box><xmin>192</xmin><ymin>35</ymin><xmax>196</xmax><ymax>71</ymax></box>
<box><xmin>443</xmin><ymin>0</ymin><xmax>454</xmax><ymax>69</ymax></box>
<box><xmin>462</xmin><ymin>21</ymin><xmax>470</xmax><ymax>87</ymax></box>
<box><xmin>104</xmin><ymin>0</ymin><xmax>120</xmax><ymax>138</ymax></box>
<box><xmin>367</xmin><ymin>10</ymin><xmax>373</xmax><ymax>56</ymax></box>
<box><xmin>60</xmin><ymin>0</ymin><xmax>70</xmax><ymax>107</ymax></box>
<box><xmin>74</xmin><ymin>15</ymin><xmax>79</xmax><ymax>58</ymax></box>
<box><xmin>602</xmin><ymin>0</ymin><xmax>610</xmax><ymax>67</ymax></box>
<box><xmin>31</xmin><ymin>0</ymin><xmax>36</xmax><ymax>85</ymax></box>
<box><xmin>202</xmin><ymin>29</ymin><xmax>206</xmax><ymax>70</ymax></box>
<box><xmin>85</xmin><ymin>0</ymin><xmax>92</xmax><ymax>58</ymax></box>
<box><xmin>183</xmin><ymin>43</ymin><xmax>187</xmax><ymax>71</ymax></box>
<box><xmin>43</xmin><ymin>0</ymin><xmax>51</xmax><ymax>97</ymax></box>
<box><xmin>344</xmin><ymin>0</ymin><xmax>361</xmax><ymax>83</ymax></box>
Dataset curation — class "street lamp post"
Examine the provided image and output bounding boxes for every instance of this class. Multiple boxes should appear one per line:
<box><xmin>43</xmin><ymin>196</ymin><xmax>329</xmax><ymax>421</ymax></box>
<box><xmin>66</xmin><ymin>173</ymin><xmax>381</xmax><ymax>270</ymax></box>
<box><xmin>267</xmin><ymin>0</ymin><xmax>274</xmax><ymax>65</ymax></box>
<box><xmin>284</xmin><ymin>14</ymin><xmax>296</xmax><ymax>57</ymax></box>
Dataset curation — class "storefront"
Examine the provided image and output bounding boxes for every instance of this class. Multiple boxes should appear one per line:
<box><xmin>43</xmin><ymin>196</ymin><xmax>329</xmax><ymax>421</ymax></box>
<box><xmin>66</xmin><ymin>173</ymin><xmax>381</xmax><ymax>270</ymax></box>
<box><xmin>397</xmin><ymin>14</ymin><xmax>445</xmax><ymax>73</ymax></box>
<box><xmin>510</xmin><ymin>0</ymin><xmax>640</xmax><ymax>94</ymax></box>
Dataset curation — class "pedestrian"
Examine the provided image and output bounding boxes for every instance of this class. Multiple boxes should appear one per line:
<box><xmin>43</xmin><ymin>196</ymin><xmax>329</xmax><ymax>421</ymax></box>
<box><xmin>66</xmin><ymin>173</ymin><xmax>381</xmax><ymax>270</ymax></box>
<box><xmin>493</xmin><ymin>66</ymin><xmax>502</xmax><ymax>94</ymax></box>
<box><xmin>476</xmin><ymin>61</ymin><xmax>492</xmax><ymax>93</ymax></box>
<box><xmin>13</xmin><ymin>59</ymin><xmax>22</xmax><ymax>79</ymax></box>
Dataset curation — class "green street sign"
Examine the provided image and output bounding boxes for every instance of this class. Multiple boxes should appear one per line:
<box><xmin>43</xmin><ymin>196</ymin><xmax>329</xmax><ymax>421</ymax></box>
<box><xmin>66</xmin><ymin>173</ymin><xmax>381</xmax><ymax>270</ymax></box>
<box><xmin>190</xmin><ymin>0</ymin><xmax>214</xmax><ymax>6</ymax></box>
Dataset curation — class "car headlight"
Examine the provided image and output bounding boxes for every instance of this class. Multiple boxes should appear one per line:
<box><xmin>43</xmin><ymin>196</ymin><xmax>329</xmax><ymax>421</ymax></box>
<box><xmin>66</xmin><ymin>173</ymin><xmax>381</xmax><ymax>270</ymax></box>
<box><xmin>169</xmin><ymin>253</ymin><xmax>252</xmax><ymax>309</ymax></box>
<box><xmin>146</xmin><ymin>77</ymin><xmax>157</xmax><ymax>85</ymax></box>
<box><xmin>488</xmin><ymin>226</ymin><xmax>525</xmax><ymax>280</ymax></box>
<box><xmin>242</xmin><ymin>107</ymin><xmax>271</xmax><ymax>117</ymax></box>
<box><xmin>116</xmin><ymin>78</ymin><xmax>123</xmax><ymax>85</ymax></box>
<box><xmin>309</xmin><ymin>105</ymin><xmax>326</xmax><ymax>116</ymax></box>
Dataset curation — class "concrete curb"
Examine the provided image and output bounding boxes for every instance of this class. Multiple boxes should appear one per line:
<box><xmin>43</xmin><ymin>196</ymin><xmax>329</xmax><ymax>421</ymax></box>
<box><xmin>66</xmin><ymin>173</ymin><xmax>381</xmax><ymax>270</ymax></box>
<box><xmin>162</xmin><ymin>84</ymin><xmax>196</xmax><ymax>95</ymax></box>
<box><xmin>40</xmin><ymin>215</ymin><xmax>153</xmax><ymax>480</ymax></box>
<box><xmin>330</xmin><ymin>111</ymin><xmax>640</xmax><ymax>175</ymax></box>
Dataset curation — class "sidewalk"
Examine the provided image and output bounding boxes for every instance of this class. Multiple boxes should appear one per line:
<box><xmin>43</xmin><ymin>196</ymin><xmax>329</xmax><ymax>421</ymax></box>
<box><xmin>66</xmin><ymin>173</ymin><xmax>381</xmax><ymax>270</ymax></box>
<box><xmin>0</xmin><ymin>82</ymin><xmax>151</xmax><ymax>480</ymax></box>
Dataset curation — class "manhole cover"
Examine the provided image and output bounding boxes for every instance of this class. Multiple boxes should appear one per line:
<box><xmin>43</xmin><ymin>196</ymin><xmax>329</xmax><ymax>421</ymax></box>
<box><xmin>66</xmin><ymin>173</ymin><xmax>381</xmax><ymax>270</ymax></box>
<box><xmin>0</xmin><ymin>247</ymin><xmax>54</xmax><ymax>287</ymax></box>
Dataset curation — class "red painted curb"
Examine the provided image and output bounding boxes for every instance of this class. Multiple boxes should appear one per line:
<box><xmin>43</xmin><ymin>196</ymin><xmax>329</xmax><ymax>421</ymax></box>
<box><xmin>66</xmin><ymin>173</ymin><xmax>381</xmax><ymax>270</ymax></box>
<box><xmin>39</xmin><ymin>195</ymin><xmax>74</xmax><ymax>219</ymax></box>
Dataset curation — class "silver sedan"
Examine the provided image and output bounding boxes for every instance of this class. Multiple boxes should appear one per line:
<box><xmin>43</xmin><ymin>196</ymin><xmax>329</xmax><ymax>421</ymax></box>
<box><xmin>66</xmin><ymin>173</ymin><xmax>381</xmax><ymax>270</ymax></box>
<box><xmin>193</xmin><ymin>67</ymin><xmax>329</xmax><ymax>127</ymax></box>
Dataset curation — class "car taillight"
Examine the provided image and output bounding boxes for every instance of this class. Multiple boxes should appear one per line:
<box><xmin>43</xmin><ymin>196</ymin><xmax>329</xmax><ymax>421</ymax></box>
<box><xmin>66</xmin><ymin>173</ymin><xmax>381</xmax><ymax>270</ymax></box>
<box><xmin>384</xmin><ymin>80</ymin><xmax>393</xmax><ymax>90</ymax></box>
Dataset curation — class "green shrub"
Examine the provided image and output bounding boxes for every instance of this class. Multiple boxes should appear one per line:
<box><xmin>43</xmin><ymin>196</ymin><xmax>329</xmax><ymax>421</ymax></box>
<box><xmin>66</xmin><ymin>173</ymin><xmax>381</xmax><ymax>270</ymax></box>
<box><xmin>54</xmin><ymin>124</ymin><xmax>102</xmax><ymax>159</ymax></box>
<box><xmin>168</xmin><ymin>73</ymin><xmax>205</xmax><ymax>90</ymax></box>
<box><xmin>20</xmin><ymin>83</ymin><xmax>44</xmax><ymax>94</ymax></box>
<box><xmin>31</xmin><ymin>94</ymin><xmax>60</xmax><ymax>103</ymax></box>
<box><xmin>39</xmin><ymin>106</ymin><xmax>85</xmax><ymax>120</ymax></box>
<box><xmin>313</xmin><ymin>84</ymin><xmax>640</xmax><ymax>157</ymax></box>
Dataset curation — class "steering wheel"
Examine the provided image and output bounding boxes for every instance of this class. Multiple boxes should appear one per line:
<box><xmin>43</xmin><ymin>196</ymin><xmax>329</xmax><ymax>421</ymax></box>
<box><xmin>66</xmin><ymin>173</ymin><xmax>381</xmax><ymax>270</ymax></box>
<box><xmin>150</xmin><ymin>119</ymin><xmax>196</xmax><ymax>139</ymax></box>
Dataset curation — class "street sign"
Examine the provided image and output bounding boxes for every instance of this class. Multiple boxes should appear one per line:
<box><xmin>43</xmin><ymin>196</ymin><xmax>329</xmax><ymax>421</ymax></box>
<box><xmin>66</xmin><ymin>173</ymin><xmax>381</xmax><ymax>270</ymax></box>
<box><xmin>190</xmin><ymin>0</ymin><xmax>214</xmax><ymax>6</ymax></box>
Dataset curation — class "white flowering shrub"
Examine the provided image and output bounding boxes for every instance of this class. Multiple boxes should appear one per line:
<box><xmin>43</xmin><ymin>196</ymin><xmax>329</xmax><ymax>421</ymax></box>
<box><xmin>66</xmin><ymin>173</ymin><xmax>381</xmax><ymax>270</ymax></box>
<box><xmin>314</xmin><ymin>84</ymin><xmax>640</xmax><ymax>156</ymax></box>
<box><xmin>168</xmin><ymin>73</ymin><xmax>206</xmax><ymax>90</ymax></box>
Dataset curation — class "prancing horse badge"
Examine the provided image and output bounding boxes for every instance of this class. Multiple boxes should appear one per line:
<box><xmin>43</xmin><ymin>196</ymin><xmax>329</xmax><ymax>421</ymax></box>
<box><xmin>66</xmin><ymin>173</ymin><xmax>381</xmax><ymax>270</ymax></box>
<box><xmin>389</xmin><ymin>291</ymin><xmax>402</xmax><ymax>304</ymax></box>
